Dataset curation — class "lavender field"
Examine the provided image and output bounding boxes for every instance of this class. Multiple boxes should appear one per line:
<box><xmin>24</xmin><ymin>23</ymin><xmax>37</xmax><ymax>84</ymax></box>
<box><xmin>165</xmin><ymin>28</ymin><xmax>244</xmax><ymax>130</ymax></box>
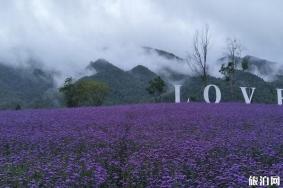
<box><xmin>0</xmin><ymin>103</ymin><xmax>282</xmax><ymax>187</ymax></box>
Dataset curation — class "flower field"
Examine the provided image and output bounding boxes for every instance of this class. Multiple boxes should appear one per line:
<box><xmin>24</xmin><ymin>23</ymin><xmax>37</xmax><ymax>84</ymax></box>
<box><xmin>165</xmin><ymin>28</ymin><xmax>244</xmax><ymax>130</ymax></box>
<box><xmin>0</xmin><ymin>103</ymin><xmax>282</xmax><ymax>187</ymax></box>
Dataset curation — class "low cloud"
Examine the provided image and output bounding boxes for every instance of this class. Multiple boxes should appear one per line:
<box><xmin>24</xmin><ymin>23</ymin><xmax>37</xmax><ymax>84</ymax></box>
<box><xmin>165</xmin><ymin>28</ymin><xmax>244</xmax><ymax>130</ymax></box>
<box><xmin>0</xmin><ymin>0</ymin><xmax>282</xmax><ymax>84</ymax></box>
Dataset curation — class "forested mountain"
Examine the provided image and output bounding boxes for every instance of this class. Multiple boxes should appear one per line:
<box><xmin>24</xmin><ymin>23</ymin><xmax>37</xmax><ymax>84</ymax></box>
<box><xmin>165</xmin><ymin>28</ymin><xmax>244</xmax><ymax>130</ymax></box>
<box><xmin>1</xmin><ymin>48</ymin><xmax>283</xmax><ymax>109</ymax></box>
<box><xmin>0</xmin><ymin>62</ymin><xmax>58</xmax><ymax>109</ymax></box>
<box><xmin>80</xmin><ymin>59</ymin><xmax>159</xmax><ymax>105</ymax></box>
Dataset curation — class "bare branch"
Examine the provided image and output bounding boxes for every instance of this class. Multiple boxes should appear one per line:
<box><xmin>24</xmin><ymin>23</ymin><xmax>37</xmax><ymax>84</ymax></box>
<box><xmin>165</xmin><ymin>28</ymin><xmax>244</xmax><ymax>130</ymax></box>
<box><xmin>187</xmin><ymin>25</ymin><xmax>211</xmax><ymax>81</ymax></box>
<box><xmin>226</xmin><ymin>38</ymin><xmax>243</xmax><ymax>69</ymax></box>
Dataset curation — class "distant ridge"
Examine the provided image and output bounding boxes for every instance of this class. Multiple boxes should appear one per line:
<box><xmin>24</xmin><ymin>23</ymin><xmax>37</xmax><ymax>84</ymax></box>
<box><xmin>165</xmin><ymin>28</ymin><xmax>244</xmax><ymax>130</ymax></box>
<box><xmin>129</xmin><ymin>65</ymin><xmax>157</xmax><ymax>82</ymax></box>
<box><xmin>142</xmin><ymin>46</ymin><xmax>184</xmax><ymax>62</ymax></box>
<box><xmin>87</xmin><ymin>59</ymin><xmax>122</xmax><ymax>73</ymax></box>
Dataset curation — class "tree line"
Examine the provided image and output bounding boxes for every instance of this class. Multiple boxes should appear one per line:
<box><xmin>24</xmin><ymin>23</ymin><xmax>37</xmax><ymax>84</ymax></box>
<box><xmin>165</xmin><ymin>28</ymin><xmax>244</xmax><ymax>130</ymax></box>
<box><xmin>59</xmin><ymin>76</ymin><xmax>166</xmax><ymax>107</ymax></box>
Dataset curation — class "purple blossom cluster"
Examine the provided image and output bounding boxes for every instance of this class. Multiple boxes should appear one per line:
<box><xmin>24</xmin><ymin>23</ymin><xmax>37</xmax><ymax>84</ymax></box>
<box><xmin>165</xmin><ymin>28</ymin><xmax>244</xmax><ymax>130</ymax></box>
<box><xmin>0</xmin><ymin>103</ymin><xmax>282</xmax><ymax>187</ymax></box>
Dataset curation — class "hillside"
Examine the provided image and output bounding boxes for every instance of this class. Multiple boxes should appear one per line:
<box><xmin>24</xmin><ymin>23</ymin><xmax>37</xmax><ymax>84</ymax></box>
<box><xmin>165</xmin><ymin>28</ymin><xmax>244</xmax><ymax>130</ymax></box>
<box><xmin>0</xmin><ymin>63</ymin><xmax>58</xmax><ymax>109</ymax></box>
<box><xmin>80</xmin><ymin>59</ymin><xmax>159</xmax><ymax>105</ymax></box>
<box><xmin>128</xmin><ymin>65</ymin><xmax>157</xmax><ymax>82</ymax></box>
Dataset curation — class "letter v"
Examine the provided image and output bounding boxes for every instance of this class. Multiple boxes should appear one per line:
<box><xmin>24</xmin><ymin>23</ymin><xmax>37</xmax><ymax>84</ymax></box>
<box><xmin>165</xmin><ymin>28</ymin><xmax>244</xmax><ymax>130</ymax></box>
<box><xmin>240</xmin><ymin>87</ymin><xmax>256</xmax><ymax>104</ymax></box>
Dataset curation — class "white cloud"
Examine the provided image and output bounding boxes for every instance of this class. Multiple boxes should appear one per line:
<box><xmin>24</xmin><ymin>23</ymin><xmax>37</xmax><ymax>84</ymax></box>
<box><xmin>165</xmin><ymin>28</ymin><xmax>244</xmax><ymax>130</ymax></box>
<box><xmin>0</xmin><ymin>0</ymin><xmax>282</xmax><ymax>82</ymax></box>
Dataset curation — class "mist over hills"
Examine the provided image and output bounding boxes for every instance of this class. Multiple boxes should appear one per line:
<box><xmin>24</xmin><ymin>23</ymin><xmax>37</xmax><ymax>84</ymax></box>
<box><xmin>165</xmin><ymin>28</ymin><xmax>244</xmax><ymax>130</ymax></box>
<box><xmin>143</xmin><ymin>46</ymin><xmax>184</xmax><ymax>62</ymax></box>
<box><xmin>0</xmin><ymin>47</ymin><xmax>283</xmax><ymax>109</ymax></box>
<box><xmin>0</xmin><ymin>62</ymin><xmax>59</xmax><ymax>109</ymax></box>
<box><xmin>218</xmin><ymin>55</ymin><xmax>283</xmax><ymax>81</ymax></box>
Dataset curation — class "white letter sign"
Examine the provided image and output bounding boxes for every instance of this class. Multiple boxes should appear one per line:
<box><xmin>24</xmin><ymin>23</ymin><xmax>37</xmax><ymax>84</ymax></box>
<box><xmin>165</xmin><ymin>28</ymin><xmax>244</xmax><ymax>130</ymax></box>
<box><xmin>174</xmin><ymin>85</ymin><xmax>182</xmax><ymax>103</ymax></box>
<box><xmin>203</xmin><ymin>85</ymin><xmax>221</xmax><ymax>103</ymax></box>
<box><xmin>240</xmin><ymin>87</ymin><xmax>256</xmax><ymax>104</ymax></box>
<box><xmin>277</xmin><ymin>89</ymin><xmax>283</xmax><ymax>105</ymax></box>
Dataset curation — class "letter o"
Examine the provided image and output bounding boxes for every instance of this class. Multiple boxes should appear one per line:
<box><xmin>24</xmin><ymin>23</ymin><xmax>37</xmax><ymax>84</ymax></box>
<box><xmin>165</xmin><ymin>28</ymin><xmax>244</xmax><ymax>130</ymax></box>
<box><xmin>203</xmin><ymin>84</ymin><xmax>221</xmax><ymax>103</ymax></box>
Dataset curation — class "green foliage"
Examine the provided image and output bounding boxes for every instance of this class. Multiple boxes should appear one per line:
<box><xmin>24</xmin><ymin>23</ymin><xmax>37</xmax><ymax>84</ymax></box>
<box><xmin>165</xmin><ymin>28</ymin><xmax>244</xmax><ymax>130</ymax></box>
<box><xmin>219</xmin><ymin>60</ymin><xmax>238</xmax><ymax>98</ymax></box>
<box><xmin>219</xmin><ymin>62</ymin><xmax>235</xmax><ymax>81</ymax></box>
<box><xmin>59</xmin><ymin>78</ymin><xmax>77</xmax><ymax>107</ymax></box>
<box><xmin>59</xmin><ymin>77</ymin><xmax>109</xmax><ymax>107</ymax></box>
<box><xmin>74</xmin><ymin>80</ymin><xmax>109</xmax><ymax>106</ymax></box>
<box><xmin>146</xmin><ymin>76</ymin><xmax>166</xmax><ymax>102</ymax></box>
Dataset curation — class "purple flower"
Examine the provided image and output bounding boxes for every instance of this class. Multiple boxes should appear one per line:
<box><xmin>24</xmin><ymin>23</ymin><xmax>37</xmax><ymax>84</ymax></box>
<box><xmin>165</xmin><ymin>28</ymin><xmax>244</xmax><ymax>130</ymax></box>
<box><xmin>0</xmin><ymin>103</ymin><xmax>282</xmax><ymax>187</ymax></box>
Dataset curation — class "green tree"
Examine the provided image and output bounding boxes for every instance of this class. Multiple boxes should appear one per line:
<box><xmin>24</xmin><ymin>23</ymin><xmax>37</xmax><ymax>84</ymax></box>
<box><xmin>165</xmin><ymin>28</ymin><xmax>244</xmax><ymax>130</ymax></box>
<box><xmin>59</xmin><ymin>77</ymin><xmax>109</xmax><ymax>107</ymax></box>
<box><xmin>74</xmin><ymin>80</ymin><xmax>109</xmax><ymax>106</ymax></box>
<box><xmin>220</xmin><ymin>38</ymin><xmax>243</xmax><ymax>98</ymax></box>
<box><xmin>146</xmin><ymin>76</ymin><xmax>166</xmax><ymax>102</ymax></box>
<box><xmin>219</xmin><ymin>62</ymin><xmax>235</xmax><ymax>82</ymax></box>
<box><xmin>59</xmin><ymin>77</ymin><xmax>78</xmax><ymax>107</ymax></box>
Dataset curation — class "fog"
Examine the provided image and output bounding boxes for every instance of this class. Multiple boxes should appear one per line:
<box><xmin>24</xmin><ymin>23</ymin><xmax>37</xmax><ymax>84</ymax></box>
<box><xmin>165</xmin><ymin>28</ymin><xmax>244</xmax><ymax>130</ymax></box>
<box><xmin>0</xmin><ymin>0</ymin><xmax>282</xmax><ymax>83</ymax></box>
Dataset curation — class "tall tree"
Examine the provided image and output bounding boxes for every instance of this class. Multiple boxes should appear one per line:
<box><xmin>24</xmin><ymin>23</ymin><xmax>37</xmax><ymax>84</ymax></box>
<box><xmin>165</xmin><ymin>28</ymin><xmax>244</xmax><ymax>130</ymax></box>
<box><xmin>59</xmin><ymin>77</ymin><xmax>77</xmax><ymax>107</ymax></box>
<box><xmin>74</xmin><ymin>80</ymin><xmax>109</xmax><ymax>106</ymax></box>
<box><xmin>187</xmin><ymin>25</ymin><xmax>210</xmax><ymax>82</ymax></box>
<box><xmin>59</xmin><ymin>78</ymin><xmax>109</xmax><ymax>107</ymax></box>
<box><xmin>146</xmin><ymin>76</ymin><xmax>166</xmax><ymax>102</ymax></box>
<box><xmin>226</xmin><ymin>38</ymin><xmax>242</xmax><ymax>69</ymax></box>
<box><xmin>219</xmin><ymin>38</ymin><xmax>243</xmax><ymax>98</ymax></box>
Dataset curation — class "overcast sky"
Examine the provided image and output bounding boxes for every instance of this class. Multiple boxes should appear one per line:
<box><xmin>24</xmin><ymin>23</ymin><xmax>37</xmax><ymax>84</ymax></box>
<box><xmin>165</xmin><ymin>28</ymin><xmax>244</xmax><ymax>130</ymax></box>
<box><xmin>0</xmin><ymin>0</ymin><xmax>282</xmax><ymax>78</ymax></box>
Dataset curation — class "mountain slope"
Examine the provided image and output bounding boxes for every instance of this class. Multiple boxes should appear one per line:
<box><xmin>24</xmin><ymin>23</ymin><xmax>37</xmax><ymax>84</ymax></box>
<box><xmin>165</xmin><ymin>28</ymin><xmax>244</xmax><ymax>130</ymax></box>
<box><xmin>80</xmin><ymin>59</ymin><xmax>159</xmax><ymax>105</ymax></box>
<box><xmin>128</xmin><ymin>65</ymin><xmax>157</xmax><ymax>83</ymax></box>
<box><xmin>0</xmin><ymin>63</ymin><xmax>57</xmax><ymax>109</ymax></box>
